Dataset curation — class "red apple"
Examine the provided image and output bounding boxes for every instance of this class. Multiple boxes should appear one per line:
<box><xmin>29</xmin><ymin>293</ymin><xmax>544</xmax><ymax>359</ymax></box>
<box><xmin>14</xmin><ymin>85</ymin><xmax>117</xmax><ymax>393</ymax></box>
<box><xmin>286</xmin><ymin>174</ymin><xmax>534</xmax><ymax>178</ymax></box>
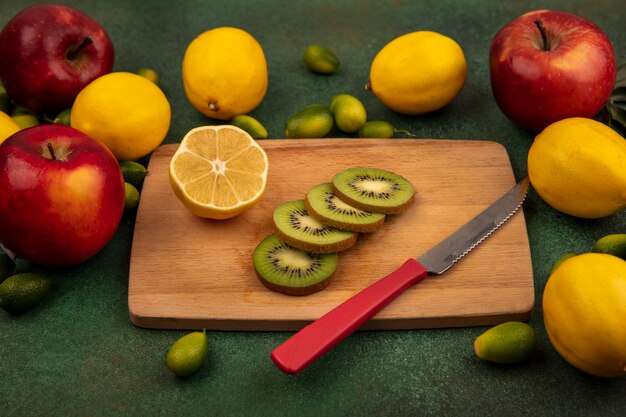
<box><xmin>0</xmin><ymin>124</ymin><xmax>125</xmax><ymax>266</ymax></box>
<box><xmin>0</xmin><ymin>4</ymin><xmax>114</xmax><ymax>113</ymax></box>
<box><xmin>490</xmin><ymin>10</ymin><xmax>616</xmax><ymax>132</ymax></box>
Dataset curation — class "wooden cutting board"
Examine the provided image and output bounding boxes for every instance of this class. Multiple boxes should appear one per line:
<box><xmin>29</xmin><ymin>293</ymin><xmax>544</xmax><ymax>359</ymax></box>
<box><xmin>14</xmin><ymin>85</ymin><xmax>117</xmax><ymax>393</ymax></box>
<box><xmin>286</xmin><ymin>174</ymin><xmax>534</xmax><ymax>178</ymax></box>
<box><xmin>128</xmin><ymin>139</ymin><xmax>534</xmax><ymax>331</ymax></box>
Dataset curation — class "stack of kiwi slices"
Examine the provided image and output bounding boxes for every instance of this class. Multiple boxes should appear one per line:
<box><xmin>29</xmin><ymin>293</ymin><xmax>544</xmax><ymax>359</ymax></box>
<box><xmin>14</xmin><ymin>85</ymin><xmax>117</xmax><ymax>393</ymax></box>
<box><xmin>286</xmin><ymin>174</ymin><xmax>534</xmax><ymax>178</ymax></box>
<box><xmin>253</xmin><ymin>167</ymin><xmax>415</xmax><ymax>296</ymax></box>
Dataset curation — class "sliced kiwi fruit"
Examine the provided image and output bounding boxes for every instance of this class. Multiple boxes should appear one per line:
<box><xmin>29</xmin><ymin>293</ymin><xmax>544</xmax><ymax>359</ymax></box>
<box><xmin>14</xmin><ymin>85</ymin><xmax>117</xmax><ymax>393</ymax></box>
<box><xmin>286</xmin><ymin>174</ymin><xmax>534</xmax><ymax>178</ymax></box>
<box><xmin>304</xmin><ymin>183</ymin><xmax>385</xmax><ymax>233</ymax></box>
<box><xmin>252</xmin><ymin>234</ymin><xmax>338</xmax><ymax>296</ymax></box>
<box><xmin>331</xmin><ymin>167</ymin><xmax>415</xmax><ymax>214</ymax></box>
<box><xmin>273</xmin><ymin>200</ymin><xmax>357</xmax><ymax>253</ymax></box>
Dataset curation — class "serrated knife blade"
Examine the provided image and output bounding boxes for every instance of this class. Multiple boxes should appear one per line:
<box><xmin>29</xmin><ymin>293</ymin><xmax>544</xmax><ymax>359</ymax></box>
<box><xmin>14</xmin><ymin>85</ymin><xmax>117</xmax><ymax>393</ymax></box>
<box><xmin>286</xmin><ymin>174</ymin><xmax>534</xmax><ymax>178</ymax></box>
<box><xmin>417</xmin><ymin>176</ymin><xmax>529</xmax><ymax>274</ymax></box>
<box><xmin>271</xmin><ymin>177</ymin><xmax>530</xmax><ymax>374</ymax></box>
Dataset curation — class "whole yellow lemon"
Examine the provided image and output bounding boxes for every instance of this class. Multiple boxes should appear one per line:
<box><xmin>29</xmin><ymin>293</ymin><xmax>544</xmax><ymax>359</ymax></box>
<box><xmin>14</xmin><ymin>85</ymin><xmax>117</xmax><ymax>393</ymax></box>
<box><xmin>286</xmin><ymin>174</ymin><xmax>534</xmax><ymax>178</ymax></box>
<box><xmin>368</xmin><ymin>31</ymin><xmax>467</xmax><ymax>115</ymax></box>
<box><xmin>0</xmin><ymin>110</ymin><xmax>20</xmax><ymax>144</ymax></box>
<box><xmin>543</xmin><ymin>253</ymin><xmax>626</xmax><ymax>377</ymax></box>
<box><xmin>528</xmin><ymin>117</ymin><xmax>626</xmax><ymax>218</ymax></box>
<box><xmin>182</xmin><ymin>27</ymin><xmax>268</xmax><ymax>120</ymax></box>
<box><xmin>71</xmin><ymin>72</ymin><xmax>171</xmax><ymax>161</ymax></box>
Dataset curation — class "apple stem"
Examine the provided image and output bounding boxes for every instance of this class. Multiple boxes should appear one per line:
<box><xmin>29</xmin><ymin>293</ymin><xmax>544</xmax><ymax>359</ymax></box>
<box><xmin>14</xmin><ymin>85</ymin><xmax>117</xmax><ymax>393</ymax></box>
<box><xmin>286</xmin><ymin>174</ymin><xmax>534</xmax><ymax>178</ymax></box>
<box><xmin>66</xmin><ymin>36</ymin><xmax>93</xmax><ymax>61</ymax></box>
<box><xmin>534</xmin><ymin>20</ymin><xmax>550</xmax><ymax>51</ymax></box>
<box><xmin>46</xmin><ymin>142</ymin><xmax>57</xmax><ymax>161</ymax></box>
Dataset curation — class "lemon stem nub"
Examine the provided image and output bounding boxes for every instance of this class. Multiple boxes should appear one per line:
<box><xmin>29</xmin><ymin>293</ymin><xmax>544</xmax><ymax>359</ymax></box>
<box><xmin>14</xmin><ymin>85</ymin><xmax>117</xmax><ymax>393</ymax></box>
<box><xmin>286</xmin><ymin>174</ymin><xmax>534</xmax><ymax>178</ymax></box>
<box><xmin>534</xmin><ymin>20</ymin><xmax>550</xmax><ymax>51</ymax></box>
<box><xmin>46</xmin><ymin>142</ymin><xmax>56</xmax><ymax>160</ymax></box>
<box><xmin>209</xmin><ymin>101</ymin><xmax>220</xmax><ymax>112</ymax></box>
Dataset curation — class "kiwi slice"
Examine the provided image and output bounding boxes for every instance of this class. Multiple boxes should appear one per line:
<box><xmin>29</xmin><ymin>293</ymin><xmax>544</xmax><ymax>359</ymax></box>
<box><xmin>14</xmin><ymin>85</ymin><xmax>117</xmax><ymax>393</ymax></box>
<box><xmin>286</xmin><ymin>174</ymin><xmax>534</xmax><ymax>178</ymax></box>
<box><xmin>331</xmin><ymin>167</ymin><xmax>415</xmax><ymax>214</ymax></box>
<box><xmin>252</xmin><ymin>234</ymin><xmax>338</xmax><ymax>296</ymax></box>
<box><xmin>304</xmin><ymin>183</ymin><xmax>385</xmax><ymax>233</ymax></box>
<box><xmin>273</xmin><ymin>200</ymin><xmax>357</xmax><ymax>253</ymax></box>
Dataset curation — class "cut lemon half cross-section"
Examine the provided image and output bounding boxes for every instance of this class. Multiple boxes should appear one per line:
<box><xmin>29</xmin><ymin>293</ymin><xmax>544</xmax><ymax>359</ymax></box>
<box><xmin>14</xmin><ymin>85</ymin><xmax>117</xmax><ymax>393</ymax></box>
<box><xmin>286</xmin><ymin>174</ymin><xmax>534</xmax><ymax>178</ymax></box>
<box><xmin>169</xmin><ymin>125</ymin><xmax>269</xmax><ymax>219</ymax></box>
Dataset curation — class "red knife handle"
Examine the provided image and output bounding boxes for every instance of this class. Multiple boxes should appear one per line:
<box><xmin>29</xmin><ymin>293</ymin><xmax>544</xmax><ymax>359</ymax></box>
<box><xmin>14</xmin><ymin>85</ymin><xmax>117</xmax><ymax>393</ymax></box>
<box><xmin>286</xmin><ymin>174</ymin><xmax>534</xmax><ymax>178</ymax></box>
<box><xmin>271</xmin><ymin>258</ymin><xmax>428</xmax><ymax>374</ymax></box>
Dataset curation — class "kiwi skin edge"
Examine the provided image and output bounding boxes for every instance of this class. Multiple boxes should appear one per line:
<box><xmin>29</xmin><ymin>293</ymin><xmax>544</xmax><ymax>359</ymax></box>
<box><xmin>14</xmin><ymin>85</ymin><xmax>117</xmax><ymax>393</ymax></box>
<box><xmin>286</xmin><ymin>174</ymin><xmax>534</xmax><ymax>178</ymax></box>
<box><xmin>255</xmin><ymin>271</ymin><xmax>334</xmax><ymax>296</ymax></box>
<box><xmin>304</xmin><ymin>196</ymin><xmax>385</xmax><ymax>233</ymax></box>
<box><xmin>330</xmin><ymin>182</ymin><xmax>415</xmax><ymax>215</ymax></box>
<box><xmin>273</xmin><ymin>223</ymin><xmax>358</xmax><ymax>253</ymax></box>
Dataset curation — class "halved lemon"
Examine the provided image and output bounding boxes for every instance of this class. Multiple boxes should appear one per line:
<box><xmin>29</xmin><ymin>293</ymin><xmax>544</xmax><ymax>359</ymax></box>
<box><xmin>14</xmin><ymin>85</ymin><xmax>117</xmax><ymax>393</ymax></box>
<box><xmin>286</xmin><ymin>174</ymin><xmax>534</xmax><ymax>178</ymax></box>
<box><xmin>169</xmin><ymin>125</ymin><xmax>269</xmax><ymax>219</ymax></box>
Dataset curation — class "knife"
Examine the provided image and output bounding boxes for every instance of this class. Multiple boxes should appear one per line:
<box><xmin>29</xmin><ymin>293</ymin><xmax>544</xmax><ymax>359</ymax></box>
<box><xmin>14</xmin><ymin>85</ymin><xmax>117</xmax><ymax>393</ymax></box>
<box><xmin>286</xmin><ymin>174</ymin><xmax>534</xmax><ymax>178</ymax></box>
<box><xmin>271</xmin><ymin>176</ymin><xmax>530</xmax><ymax>374</ymax></box>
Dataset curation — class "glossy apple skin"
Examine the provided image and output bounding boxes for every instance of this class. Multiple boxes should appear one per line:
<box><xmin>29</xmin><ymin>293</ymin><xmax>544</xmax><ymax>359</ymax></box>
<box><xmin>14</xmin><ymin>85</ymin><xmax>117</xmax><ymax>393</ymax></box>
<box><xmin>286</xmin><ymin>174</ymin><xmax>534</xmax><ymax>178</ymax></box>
<box><xmin>0</xmin><ymin>125</ymin><xmax>125</xmax><ymax>266</ymax></box>
<box><xmin>0</xmin><ymin>4</ymin><xmax>114</xmax><ymax>113</ymax></box>
<box><xmin>490</xmin><ymin>10</ymin><xmax>616</xmax><ymax>132</ymax></box>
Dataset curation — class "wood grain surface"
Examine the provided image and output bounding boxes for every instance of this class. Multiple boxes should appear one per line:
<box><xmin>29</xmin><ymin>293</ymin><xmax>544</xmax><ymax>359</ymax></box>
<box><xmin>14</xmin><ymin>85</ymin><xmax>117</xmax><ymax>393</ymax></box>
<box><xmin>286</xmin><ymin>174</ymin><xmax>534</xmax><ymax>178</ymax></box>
<box><xmin>128</xmin><ymin>139</ymin><xmax>534</xmax><ymax>331</ymax></box>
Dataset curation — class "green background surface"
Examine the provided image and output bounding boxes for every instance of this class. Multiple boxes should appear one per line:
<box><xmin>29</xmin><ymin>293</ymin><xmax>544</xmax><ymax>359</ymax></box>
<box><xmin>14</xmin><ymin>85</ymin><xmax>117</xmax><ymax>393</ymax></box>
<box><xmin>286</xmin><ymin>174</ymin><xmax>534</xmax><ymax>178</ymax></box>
<box><xmin>1</xmin><ymin>1</ymin><xmax>625</xmax><ymax>416</ymax></box>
